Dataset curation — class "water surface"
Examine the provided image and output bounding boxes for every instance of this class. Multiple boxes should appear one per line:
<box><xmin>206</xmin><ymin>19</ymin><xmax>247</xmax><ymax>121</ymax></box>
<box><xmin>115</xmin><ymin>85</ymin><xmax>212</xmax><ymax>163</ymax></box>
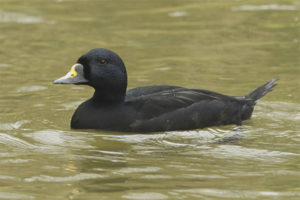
<box><xmin>0</xmin><ymin>0</ymin><xmax>299</xmax><ymax>199</ymax></box>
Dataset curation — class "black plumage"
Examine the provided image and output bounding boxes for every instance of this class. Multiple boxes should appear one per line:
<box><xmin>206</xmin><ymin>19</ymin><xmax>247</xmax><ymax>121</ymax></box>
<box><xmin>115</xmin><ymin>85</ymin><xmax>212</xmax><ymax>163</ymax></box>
<box><xmin>53</xmin><ymin>48</ymin><xmax>278</xmax><ymax>132</ymax></box>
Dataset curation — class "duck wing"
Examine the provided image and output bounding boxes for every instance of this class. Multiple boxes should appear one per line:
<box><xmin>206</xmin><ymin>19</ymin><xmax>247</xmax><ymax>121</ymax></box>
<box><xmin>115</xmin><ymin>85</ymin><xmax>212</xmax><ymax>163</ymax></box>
<box><xmin>126</xmin><ymin>86</ymin><xmax>244</xmax><ymax>132</ymax></box>
<box><xmin>126</xmin><ymin>85</ymin><xmax>182</xmax><ymax>100</ymax></box>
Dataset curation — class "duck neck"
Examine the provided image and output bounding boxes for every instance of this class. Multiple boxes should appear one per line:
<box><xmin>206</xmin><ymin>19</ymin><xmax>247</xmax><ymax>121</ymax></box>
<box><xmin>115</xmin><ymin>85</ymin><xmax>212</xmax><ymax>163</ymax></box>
<box><xmin>92</xmin><ymin>89</ymin><xmax>125</xmax><ymax>105</ymax></box>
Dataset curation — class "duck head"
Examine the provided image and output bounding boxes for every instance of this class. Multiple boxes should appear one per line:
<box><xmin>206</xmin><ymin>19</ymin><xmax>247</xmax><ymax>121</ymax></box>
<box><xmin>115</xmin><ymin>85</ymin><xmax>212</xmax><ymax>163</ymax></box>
<box><xmin>54</xmin><ymin>48</ymin><xmax>128</xmax><ymax>103</ymax></box>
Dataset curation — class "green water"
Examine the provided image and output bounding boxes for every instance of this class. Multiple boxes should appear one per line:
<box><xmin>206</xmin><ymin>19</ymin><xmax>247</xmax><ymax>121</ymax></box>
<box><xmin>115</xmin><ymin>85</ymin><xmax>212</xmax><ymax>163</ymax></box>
<box><xmin>0</xmin><ymin>0</ymin><xmax>299</xmax><ymax>199</ymax></box>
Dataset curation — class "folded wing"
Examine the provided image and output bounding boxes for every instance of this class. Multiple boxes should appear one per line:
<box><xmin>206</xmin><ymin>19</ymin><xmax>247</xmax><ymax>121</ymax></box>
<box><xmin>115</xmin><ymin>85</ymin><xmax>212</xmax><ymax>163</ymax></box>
<box><xmin>126</xmin><ymin>86</ymin><xmax>245</xmax><ymax>132</ymax></box>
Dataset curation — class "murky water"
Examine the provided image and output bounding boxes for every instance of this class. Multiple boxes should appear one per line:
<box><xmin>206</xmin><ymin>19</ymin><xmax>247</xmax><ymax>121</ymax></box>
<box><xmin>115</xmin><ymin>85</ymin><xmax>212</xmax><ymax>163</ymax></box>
<box><xmin>0</xmin><ymin>0</ymin><xmax>299</xmax><ymax>199</ymax></box>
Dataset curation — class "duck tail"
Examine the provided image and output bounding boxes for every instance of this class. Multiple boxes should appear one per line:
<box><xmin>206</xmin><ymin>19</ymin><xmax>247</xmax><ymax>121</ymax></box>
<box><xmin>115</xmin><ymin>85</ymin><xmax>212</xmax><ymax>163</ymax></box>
<box><xmin>245</xmin><ymin>78</ymin><xmax>278</xmax><ymax>103</ymax></box>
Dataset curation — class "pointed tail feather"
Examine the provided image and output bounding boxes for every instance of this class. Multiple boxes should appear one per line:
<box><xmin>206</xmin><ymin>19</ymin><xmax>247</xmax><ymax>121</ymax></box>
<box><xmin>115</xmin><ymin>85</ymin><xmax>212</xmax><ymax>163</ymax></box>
<box><xmin>246</xmin><ymin>78</ymin><xmax>278</xmax><ymax>102</ymax></box>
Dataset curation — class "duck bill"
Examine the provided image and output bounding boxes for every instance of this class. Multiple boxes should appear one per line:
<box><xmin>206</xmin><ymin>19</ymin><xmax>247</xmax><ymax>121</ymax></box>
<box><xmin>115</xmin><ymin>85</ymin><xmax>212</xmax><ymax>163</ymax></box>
<box><xmin>53</xmin><ymin>63</ymin><xmax>88</xmax><ymax>84</ymax></box>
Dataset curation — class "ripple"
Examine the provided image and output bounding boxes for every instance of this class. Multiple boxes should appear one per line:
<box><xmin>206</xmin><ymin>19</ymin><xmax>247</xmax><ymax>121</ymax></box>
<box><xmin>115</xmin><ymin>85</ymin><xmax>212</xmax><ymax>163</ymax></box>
<box><xmin>154</xmin><ymin>67</ymin><xmax>171</xmax><ymax>71</ymax></box>
<box><xmin>24</xmin><ymin>173</ymin><xmax>104</xmax><ymax>182</ymax></box>
<box><xmin>0</xmin><ymin>63</ymin><xmax>11</xmax><ymax>68</ymax></box>
<box><xmin>0</xmin><ymin>132</ymin><xmax>62</xmax><ymax>153</ymax></box>
<box><xmin>76</xmin><ymin>154</ymin><xmax>126</xmax><ymax>163</ymax></box>
<box><xmin>257</xmin><ymin>101</ymin><xmax>300</xmax><ymax>123</ymax></box>
<box><xmin>0</xmin><ymin>9</ymin><xmax>55</xmax><ymax>24</ymax></box>
<box><xmin>232</xmin><ymin>4</ymin><xmax>298</xmax><ymax>11</ymax></box>
<box><xmin>174</xmin><ymin>188</ymin><xmax>300</xmax><ymax>199</ymax></box>
<box><xmin>95</xmin><ymin>150</ymin><xmax>127</xmax><ymax>155</ymax></box>
<box><xmin>0</xmin><ymin>158</ymin><xmax>30</xmax><ymax>164</ymax></box>
<box><xmin>23</xmin><ymin>130</ymin><xmax>94</xmax><ymax>149</ymax></box>
<box><xmin>0</xmin><ymin>133</ymin><xmax>39</xmax><ymax>149</ymax></box>
<box><xmin>181</xmin><ymin>174</ymin><xmax>227</xmax><ymax>179</ymax></box>
<box><xmin>0</xmin><ymin>120</ymin><xmax>30</xmax><ymax>130</ymax></box>
<box><xmin>0</xmin><ymin>175</ymin><xmax>19</xmax><ymax>180</ymax></box>
<box><xmin>168</xmin><ymin>11</ymin><xmax>188</xmax><ymax>17</ymax></box>
<box><xmin>100</xmin><ymin>128</ymin><xmax>246</xmax><ymax>156</ymax></box>
<box><xmin>0</xmin><ymin>192</ymin><xmax>34</xmax><ymax>200</ymax></box>
<box><xmin>16</xmin><ymin>85</ymin><xmax>47</xmax><ymax>92</ymax></box>
<box><xmin>204</xmin><ymin>145</ymin><xmax>298</xmax><ymax>161</ymax></box>
<box><xmin>142</xmin><ymin>175</ymin><xmax>172</xmax><ymax>179</ymax></box>
<box><xmin>123</xmin><ymin>192</ymin><xmax>168</xmax><ymax>200</ymax></box>
<box><xmin>60</xmin><ymin>101</ymin><xmax>82</xmax><ymax>110</ymax></box>
<box><xmin>116</xmin><ymin>167</ymin><xmax>161</xmax><ymax>174</ymax></box>
<box><xmin>101</xmin><ymin>127</ymin><xmax>243</xmax><ymax>146</ymax></box>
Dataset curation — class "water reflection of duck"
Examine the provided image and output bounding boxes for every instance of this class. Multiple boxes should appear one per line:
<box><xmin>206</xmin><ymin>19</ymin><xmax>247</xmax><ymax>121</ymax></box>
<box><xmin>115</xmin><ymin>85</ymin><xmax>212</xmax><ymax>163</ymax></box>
<box><xmin>54</xmin><ymin>48</ymin><xmax>278</xmax><ymax>132</ymax></box>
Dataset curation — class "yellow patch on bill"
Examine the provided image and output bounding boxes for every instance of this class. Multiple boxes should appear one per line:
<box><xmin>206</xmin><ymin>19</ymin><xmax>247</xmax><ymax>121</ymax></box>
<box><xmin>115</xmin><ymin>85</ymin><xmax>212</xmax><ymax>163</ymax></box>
<box><xmin>69</xmin><ymin>64</ymin><xmax>78</xmax><ymax>78</ymax></box>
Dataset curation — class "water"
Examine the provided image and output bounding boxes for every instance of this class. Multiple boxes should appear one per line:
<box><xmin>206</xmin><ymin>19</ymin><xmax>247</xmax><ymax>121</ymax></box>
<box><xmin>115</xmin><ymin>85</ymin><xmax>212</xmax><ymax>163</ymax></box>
<box><xmin>0</xmin><ymin>0</ymin><xmax>299</xmax><ymax>199</ymax></box>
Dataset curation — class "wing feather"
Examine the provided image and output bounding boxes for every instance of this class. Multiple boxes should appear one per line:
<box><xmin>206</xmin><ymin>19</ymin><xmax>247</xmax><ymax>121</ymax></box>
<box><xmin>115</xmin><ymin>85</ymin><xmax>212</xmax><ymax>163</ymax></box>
<box><xmin>126</xmin><ymin>86</ymin><xmax>238</xmax><ymax>120</ymax></box>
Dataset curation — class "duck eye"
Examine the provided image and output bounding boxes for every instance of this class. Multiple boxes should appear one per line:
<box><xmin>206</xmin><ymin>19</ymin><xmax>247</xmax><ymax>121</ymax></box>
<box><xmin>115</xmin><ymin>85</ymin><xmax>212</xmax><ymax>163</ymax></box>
<box><xmin>99</xmin><ymin>59</ymin><xmax>108</xmax><ymax>65</ymax></box>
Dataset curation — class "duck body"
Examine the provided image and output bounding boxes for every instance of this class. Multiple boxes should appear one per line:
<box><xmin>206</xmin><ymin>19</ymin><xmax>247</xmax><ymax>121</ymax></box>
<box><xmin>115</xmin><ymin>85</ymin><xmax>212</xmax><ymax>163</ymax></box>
<box><xmin>71</xmin><ymin>86</ymin><xmax>247</xmax><ymax>132</ymax></box>
<box><xmin>54</xmin><ymin>48</ymin><xmax>278</xmax><ymax>132</ymax></box>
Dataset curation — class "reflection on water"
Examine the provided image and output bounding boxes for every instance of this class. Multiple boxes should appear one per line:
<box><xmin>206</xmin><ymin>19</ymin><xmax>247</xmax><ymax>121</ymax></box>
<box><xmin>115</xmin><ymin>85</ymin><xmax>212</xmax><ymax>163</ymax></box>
<box><xmin>0</xmin><ymin>0</ymin><xmax>299</xmax><ymax>199</ymax></box>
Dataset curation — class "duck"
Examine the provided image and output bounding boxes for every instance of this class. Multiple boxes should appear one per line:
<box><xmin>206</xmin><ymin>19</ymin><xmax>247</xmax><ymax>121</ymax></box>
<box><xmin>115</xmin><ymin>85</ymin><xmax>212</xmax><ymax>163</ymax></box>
<box><xmin>53</xmin><ymin>48</ymin><xmax>278</xmax><ymax>132</ymax></box>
